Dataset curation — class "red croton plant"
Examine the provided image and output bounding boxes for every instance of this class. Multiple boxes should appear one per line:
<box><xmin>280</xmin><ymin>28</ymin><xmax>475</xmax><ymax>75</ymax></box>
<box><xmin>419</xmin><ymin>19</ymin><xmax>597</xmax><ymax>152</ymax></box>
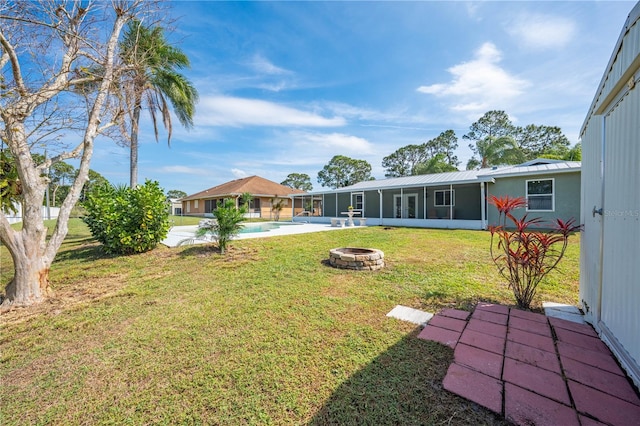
<box><xmin>488</xmin><ymin>195</ymin><xmax>581</xmax><ymax>310</ymax></box>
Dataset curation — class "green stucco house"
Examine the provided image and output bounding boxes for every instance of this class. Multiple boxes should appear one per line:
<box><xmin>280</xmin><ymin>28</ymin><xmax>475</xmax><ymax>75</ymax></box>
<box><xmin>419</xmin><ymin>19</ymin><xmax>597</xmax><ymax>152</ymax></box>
<box><xmin>290</xmin><ymin>159</ymin><xmax>580</xmax><ymax>230</ymax></box>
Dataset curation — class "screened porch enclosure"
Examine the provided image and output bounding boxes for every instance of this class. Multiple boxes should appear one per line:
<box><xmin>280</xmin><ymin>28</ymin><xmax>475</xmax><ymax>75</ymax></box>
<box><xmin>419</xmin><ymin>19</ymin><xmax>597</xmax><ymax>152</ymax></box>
<box><xmin>291</xmin><ymin>182</ymin><xmax>488</xmax><ymax>230</ymax></box>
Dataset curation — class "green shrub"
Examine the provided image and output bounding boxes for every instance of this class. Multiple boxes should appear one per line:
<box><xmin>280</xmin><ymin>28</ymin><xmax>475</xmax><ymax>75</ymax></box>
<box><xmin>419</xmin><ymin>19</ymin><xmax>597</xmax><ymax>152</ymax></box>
<box><xmin>194</xmin><ymin>198</ymin><xmax>247</xmax><ymax>254</ymax></box>
<box><xmin>82</xmin><ymin>180</ymin><xmax>170</xmax><ymax>254</ymax></box>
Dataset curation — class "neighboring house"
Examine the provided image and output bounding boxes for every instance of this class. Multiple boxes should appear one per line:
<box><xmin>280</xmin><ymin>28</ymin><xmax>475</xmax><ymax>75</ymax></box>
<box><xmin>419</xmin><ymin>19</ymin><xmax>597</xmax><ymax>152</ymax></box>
<box><xmin>290</xmin><ymin>159</ymin><xmax>580</xmax><ymax>230</ymax></box>
<box><xmin>579</xmin><ymin>2</ymin><xmax>640</xmax><ymax>388</ymax></box>
<box><xmin>168</xmin><ymin>198</ymin><xmax>183</xmax><ymax>216</ymax></box>
<box><xmin>181</xmin><ymin>175</ymin><xmax>306</xmax><ymax>219</ymax></box>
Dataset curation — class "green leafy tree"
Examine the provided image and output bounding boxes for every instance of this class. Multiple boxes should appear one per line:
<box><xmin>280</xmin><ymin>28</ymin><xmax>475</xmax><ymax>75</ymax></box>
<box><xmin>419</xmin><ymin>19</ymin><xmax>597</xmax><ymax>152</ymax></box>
<box><xmin>414</xmin><ymin>153</ymin><xmax>459</xmax><ymax>175</ymax></box>
<box><xmin>83</xmin><ymin>180</ymin><xmax>170</xmax><ymax>255</ymax></box>
<box><xmin>514</xmin><ymin>124</ymin><xmax>570</xmax><ymax>160</ymax></box>
<box><xmin>424</xmin><ymin>130</ymin><xmax>460</xmax><ymax>168</ymax></box>
<box><xmin>166</xmin><ymin>189</ymin><xmax>187</xmax><ymax>199</ymax></box>
<box><xmin>383</xmin><ymin>131</ymin><xmax>459</xmax><ymax>177</ymax></box>
<box><xmin>49</xmin><ymin>161</ymin><xmax>75</xmax><ymax>206</ymax></box>
<box><xmin>0</xmin><ymin>150</ymin><xmax>21</xmax><ymax>215</ymax></box>
<box><xmin>464</xmin><ymin>111</ymin><xmax>515</xmax><ymax>168</ymax></box>
<box><xmin>382</xmin><ymin>144</ymin><xmax>429</xmax><ymax>177</ymax></box>
<box><xmin>281</xmin><ymin>173</ymin><xmax>313</xmax><ymax>191</ymax></box>
<box><xmin>194</xmin><ymin>198</ymin><xmax>247</xmax><ymax>254</ymax></box>
<box><xmin>318</xmin><ymin>155</ymin><xmax>373</xmax><ymax>189</ymax></box>
<box><xmin>119</xmin><ymin>20</ymin><xmax>199</xmax><ymax>188</ymax></box>
<box><xmin>564</xmin><ymin>143</ymin><xmax>581</xmax><ymax>161</ymax></box>
<box><xmin>80</xmin><ymin>170</ymin><xmax>110</xmax><ymax>203</ymax></box>
<box><xmin>27</xmin><ymin>154</ymin><xmax>105</xmax><ymax>207</ymax></box>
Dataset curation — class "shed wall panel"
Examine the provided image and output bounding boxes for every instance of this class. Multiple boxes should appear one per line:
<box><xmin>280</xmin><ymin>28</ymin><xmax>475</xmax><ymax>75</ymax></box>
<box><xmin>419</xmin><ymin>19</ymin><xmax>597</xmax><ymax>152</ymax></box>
<box><xmin>600</xmin><ymin>85</ymin><xmax>640</xmax><ymax>379</ymax></box>
<box><xmin>580</xmin><ymin>2</ymin><xmax>640</xmax><ymax>388</ymax></box>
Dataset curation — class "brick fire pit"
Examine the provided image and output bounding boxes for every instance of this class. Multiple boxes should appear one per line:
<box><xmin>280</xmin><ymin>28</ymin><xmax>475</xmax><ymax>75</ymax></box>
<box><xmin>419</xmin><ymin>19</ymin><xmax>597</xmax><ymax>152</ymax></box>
<box><xmin>328</xmin><ymin>247</ymin><xmax>385</xmax><ymax>271</ymax></box>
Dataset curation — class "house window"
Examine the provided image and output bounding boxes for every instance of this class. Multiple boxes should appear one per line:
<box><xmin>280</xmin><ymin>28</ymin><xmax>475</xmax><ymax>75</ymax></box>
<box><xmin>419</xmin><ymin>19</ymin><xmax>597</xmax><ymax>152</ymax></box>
<box><xmin>186</xmin><ymin>201</ymin><xmax>191</xmax><ymax>213</ymax></box>
<box><xmin>351</xmin><ymin>193</ymin><xmax>364</xmax><ymax>210</ymax></box>
<box><xmin>205</xmin><ymin>200</ymin><xmax>216</xmax><ymax>213</ymax></box>
<box><xmin>239</xmin><ymin>197</ymin><xmax>260</xmax><ymax>211</ymax></box>
<box><xmin>434</xmin><ymin>190</ymin><xmax>454</xmax><ymax>207</ymax></box>
<box><xmin>194</xmin><ymin>200</ymin><xmax>199</xmax><ymax>209</ymax></box>
<box><xmin>526</xmin><ymin>179</ymin><xmax>554</xmax><ymax>211</ymax></box>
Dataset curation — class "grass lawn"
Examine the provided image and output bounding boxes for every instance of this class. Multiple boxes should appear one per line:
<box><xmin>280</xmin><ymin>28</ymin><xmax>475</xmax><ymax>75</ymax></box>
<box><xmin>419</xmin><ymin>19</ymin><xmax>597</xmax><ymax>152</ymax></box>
<box><xmin>0</xmin><ymin>220</ymin><xmax>580</xmax><ymax>425</ymax></box>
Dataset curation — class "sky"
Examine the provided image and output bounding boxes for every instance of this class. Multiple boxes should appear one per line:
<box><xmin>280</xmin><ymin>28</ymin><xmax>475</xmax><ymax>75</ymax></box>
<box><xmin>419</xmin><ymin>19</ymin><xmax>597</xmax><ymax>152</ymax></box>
<box><xmin>88</xmin><ymin>1</ymin><xmax>637</xmax><ymax>195</ymax></box>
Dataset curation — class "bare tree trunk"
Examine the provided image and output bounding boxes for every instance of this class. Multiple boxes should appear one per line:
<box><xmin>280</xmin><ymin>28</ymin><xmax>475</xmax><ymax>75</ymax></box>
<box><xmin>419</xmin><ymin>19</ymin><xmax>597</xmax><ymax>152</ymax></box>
<box><xmin>52</xmin><ymin>184</ymin><xmax>58</xmax><ymax>207</ymax></box>
<box><xmin>2</xmin><ymin>233</ymin><xmax>51</xmax><ymax>307</ymax></box>
<box><xmin>0</xmin><ymin>123</ymin><xmax>52</xmax><ymax>308</ymax></box>
<box><xmin>130</xmin><ymin>95</ymin><xmax>142</xmax><ymax>188</ymax></box>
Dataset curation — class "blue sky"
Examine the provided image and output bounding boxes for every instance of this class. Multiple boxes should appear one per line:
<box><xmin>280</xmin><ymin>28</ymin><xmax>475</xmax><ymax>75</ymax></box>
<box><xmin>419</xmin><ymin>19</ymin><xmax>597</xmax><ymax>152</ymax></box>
<box><xmin>90</xmin><ymin>1</ymin><xmax>636</xmax><ymax>195</ymax></box>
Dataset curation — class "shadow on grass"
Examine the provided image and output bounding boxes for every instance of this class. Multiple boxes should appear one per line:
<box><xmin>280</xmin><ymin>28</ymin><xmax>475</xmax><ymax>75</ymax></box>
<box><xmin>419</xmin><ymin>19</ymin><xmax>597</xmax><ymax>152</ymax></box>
<box><xmin>177</xmin><ymin>243</ymin><xmax>221</xmax><ymax>258</ymax></box>
<box><xmin>423</xmin><ymin>294</ymin><xmax>511</xmax><ymax>313</ymax></box>
<box><xmin>54</xmin><ymin>243</ymin><xmax>114</xmax><ymax>263</ymax></box>
<box><xmin>308</xmin><ymin>330</ymin><xmax>508</xmax><ymax>426</ymax></box>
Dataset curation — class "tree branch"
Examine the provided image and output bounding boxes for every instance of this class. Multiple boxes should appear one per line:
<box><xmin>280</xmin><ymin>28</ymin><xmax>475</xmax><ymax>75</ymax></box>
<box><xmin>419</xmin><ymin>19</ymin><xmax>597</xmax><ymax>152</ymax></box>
<box><xmin>0</xmin><ymin>28</ymin><xmax>27</xmax><ymax>96</ymax></box>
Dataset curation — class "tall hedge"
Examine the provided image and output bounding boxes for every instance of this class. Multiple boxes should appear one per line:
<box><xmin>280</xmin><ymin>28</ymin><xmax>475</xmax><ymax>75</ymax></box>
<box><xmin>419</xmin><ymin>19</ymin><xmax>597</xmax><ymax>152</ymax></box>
<box><xmin>83</xmin><ymin>180</ymin><xmax>170</xmax><ymax>254</ymax></box>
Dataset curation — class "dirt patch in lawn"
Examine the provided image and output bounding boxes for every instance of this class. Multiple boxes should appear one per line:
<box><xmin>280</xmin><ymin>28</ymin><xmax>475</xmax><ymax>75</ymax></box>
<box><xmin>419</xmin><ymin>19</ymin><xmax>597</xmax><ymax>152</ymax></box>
<box><xmin>1</xmin><ymin>243</ymin><xmax>263</xmax><ymax>325</ymax></box>
<box><xmin>1</xmin><ymin>272</ymin><xmax>128</xmax><ymax>325</ymax></box>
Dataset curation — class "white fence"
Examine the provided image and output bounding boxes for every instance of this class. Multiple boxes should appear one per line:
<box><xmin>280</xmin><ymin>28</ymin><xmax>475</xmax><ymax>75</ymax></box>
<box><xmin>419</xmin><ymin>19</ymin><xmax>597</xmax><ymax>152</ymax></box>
<box><xmin>5</xmin><ymin>205</ymin><xmax>61</xmax><ymax>224</ymax></box>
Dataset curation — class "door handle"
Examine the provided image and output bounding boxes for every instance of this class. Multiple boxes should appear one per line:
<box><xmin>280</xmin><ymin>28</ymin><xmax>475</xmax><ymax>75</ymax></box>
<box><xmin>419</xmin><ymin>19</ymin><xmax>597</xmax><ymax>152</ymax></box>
<box><xmin>592</xmin><ymin>206</ymin><xmax>603</xmax><ymax>217</ymax></box>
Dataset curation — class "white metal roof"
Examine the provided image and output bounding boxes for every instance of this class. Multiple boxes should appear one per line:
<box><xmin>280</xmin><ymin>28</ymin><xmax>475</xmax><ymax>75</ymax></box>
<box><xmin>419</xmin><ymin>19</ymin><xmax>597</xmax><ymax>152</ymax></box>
<box><xmin>478</xmin><ymin>161</ymin><xmax>581</xmax><ymax>178</ymax></box>
<box><xmin>300</xmin><ymin>169</ymin><xmax>493</xmax><ymax>195</ymax></box>
<box><xmin>295</xmin><ymin>160</ymin><xmax>581</xmax><ymax>196</ymax></box>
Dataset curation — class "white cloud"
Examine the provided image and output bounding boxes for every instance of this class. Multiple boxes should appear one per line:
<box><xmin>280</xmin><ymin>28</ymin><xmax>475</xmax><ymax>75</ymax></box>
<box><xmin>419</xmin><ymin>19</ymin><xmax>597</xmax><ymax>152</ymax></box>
<box><xmin>289</xmin><ymin>131</ymin><xmax>374</xmax><ymax>155</ymax></box>
<box><xmin>465</xmin><ymin>2</ymin><xmax>482</xmax><ymax>21</ymax></box>
<box><xmin>320</xmin><ymin>101</ymin><xmax>409</xmax><ymax>123</ymax></box>
<box><xmin>417</xmin><ymin>42</ymin><xmax>530</xmax><ymax>115</ymax></box>
<box><xmin>197</xmin><ymin>96</ymin><xmax>346</xmax><ymax>127</ymax></box>
<box><xmin>507</xmin><ymin>14</ymin><xmax>576</xmax><ymax>50</ymax></box>
<box><xmin>244</xmin><ymin>54</ymin><xmax>296</xmax><ymax>92</ymax></box>
<box><xmin>256</xmin><ymin>82</ymin><xmax>289</xmax><ymax>92</ymax></box>
<box><xmin>157</xmin><ymin>165</ymin><xmax>211</xmax><ymax>176</ymax></box>
<box><xmin>248</xmin><ymin>54</ymin><xmax>292</xmax><ymax>75</ymax></box>
<box><xmin>231</xmin><ymin>168</ymin><xmax>248</xmax><ymax>178</ymax></box>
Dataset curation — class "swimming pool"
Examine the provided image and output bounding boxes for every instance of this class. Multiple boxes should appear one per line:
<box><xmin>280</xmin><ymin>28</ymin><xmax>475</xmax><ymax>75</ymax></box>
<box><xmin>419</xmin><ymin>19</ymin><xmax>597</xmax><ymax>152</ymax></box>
<box><xmin>238</xmin><ymin>222</ymin><xmax>301</xmax><ymax>234</ymax></box>
<box><xmin>163</xmin><ymin>222</ymin><xmax>342</xmax><ymax>247</ymax></box>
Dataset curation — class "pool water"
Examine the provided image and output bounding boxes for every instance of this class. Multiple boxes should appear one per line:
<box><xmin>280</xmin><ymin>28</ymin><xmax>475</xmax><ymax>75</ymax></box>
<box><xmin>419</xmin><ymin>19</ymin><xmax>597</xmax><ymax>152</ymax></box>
<box><xmin>238</xmin><ymin>222</ymin><xmax>300</xmax><ymax>234</ymax></box>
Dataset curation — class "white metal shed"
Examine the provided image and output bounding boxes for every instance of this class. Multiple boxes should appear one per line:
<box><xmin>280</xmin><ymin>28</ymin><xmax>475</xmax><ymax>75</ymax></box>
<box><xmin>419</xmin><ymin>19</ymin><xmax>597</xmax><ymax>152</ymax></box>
<box><xmin>579</xmin><ymin>1</ymin><xmax>640</xmax><ymax>388</ymax></box>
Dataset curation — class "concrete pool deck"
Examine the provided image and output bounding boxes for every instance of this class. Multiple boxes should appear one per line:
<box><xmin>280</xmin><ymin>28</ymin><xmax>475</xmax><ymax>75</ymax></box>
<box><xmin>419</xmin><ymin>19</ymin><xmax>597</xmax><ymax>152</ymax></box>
<box><xmin>161</xmin><ymin>222</ymin><xmax>353</xmax><ymax>247</ymax></box>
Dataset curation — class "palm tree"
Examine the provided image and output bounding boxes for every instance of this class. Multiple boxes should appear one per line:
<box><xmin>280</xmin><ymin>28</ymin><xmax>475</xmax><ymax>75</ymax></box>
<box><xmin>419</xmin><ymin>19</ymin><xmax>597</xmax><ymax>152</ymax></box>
<box><xmin>414</xmin><ymin>153</ymin><xmax>458</xmax><ymax>175</ymax></box>
<box><xmin>120</xmin><ymin>21</ymin><xmax>198</xmax><ymax>188</ymax></box>
<box><xmin>467</xmin><ymin>136</ymin><xmax>524</xmax><ymax>169</ymax></box>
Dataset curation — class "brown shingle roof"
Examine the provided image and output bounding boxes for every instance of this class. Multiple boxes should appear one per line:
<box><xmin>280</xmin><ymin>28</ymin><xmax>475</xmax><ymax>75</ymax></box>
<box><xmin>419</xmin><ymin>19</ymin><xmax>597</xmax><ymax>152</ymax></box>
<box><xmin>182</xmin><ymin>176</ymin><xmax>306</xmax><ymax>201</ymax></box>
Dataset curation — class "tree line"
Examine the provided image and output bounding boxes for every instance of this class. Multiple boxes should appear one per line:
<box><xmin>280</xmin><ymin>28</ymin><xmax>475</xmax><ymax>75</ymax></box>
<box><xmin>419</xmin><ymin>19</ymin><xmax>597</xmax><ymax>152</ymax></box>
<box><xmin>281</xmin><ymin>110</ymin><xmax>581</xmax><ymax>190</ymax></box>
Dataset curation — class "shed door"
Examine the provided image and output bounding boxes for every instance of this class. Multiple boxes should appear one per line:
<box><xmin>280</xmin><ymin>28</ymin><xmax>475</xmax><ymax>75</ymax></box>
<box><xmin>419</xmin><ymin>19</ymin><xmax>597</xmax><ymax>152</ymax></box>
<box><xmin>598</xmin><ymin>81</ymin><xmax>640</xmax><ymax>382</ymax></box>
<box><xmin>579</xmin><ymin>117</ymin><xmax>603</xmax><ymax>323</ymax></box>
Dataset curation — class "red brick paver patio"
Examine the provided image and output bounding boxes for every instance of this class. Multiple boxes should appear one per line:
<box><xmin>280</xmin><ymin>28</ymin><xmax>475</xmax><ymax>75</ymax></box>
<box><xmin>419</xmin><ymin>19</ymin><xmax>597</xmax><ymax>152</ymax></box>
<box><xmin>417</xmin><ymin>302</ymin><xmax>640</xmax><ymax>426</ymax></box>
